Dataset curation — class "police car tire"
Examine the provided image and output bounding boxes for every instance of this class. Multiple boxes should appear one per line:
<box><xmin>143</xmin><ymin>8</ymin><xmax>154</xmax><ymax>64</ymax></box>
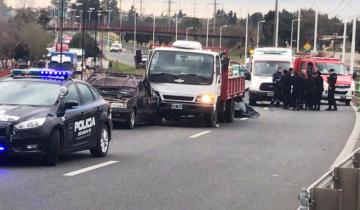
<box><xmin>90</xmin><ymin>125</ymin><xmax>110</xmax><ymax>157</ymax></box>
<box><xmin>44</xmin><ymin>129</ymin><xmax>60</xmax><ymax>166</ymax></box>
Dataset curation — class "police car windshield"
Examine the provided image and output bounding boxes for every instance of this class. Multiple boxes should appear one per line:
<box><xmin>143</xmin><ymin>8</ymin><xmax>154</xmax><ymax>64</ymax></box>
<box><xmin>316</xmin><ymin>63</ymin><xmax>348</xmax><ymax>75</ymax></box>
<box><xmin>0</xmin><ymin>81</ymin><xmax>61</xmax><ymax>106</ymax></box>
<box><xmin>254</xmin><ymin>61</ymin><xmax>291</xmax><ymax>76</ymax></box>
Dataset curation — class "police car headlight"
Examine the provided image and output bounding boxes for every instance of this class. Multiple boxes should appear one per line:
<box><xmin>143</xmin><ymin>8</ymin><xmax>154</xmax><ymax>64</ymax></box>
<box><xmin>15</xmin><ymin>118</ymin><xmax>47</xmax><ymax>130</ymax></box>
<box><xmin>196</xmin><ymin>94</ymin><xmax>215</xmax><ymax>104</ymax></box>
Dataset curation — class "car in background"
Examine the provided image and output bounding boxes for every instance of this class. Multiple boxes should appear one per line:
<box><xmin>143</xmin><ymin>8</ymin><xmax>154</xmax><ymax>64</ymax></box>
<box><xmin>110</xmin><ymin>42</ymin><xmax>123</xmax><ymax>53</ymax></box>
<box><xmin>88</xmin><ymin>73</ymin><xmax>159</xmax><ymax>129</ymax></box>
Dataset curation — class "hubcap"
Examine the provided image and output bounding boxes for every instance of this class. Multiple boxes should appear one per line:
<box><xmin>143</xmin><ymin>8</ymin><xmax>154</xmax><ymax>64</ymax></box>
<box><xmin>100</xmin><ymin>128</ymin><xmax>109</xmax><ymax>153</ymax></box>
<box><xmin>130</xmin><ymin>112</ymin><xmax>135</xmax><ymax>128</ymax></box>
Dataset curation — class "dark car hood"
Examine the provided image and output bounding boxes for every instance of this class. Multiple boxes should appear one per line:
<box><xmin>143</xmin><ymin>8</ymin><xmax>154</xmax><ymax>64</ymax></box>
<box><xmin>0</xmin><ymin>105</ymin><xmax>51</xmax><ymax>123</ymax></box>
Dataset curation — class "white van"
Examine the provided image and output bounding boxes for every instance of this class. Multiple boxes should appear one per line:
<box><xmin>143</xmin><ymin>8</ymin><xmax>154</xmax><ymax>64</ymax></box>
<box><xmin>69</xmin><ymin>48</ymin><xmax>85</xmax><ymax>72</ymax></box>
<box><xmin>110</xmin><ymin>42</ymin><xmax>123</xmax><ymax>52</ymax></box>
<box><xmin>248</xmin><ymin>48</ymin><xmax>293</xmax><ymax>105</ymax></box>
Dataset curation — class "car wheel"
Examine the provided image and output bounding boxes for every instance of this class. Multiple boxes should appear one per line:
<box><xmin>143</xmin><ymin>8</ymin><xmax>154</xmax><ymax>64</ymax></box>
<box><xmin>206</xmin><ymin>109</ymin><xmax>218</xmax><ymax>128</ymax></box>
<box><xmin>90</xmin><ymin>125</ymin><xmax>110</xmax><ymax>157</ymax></box>
<box><xmin>126</xmin><ymin>109</ymin><xmax>136</xmax><ymax>129</ymax></box>
<box><xmin>44</xmin><ymin>129</ymin><xmax>60</xmax><ymax>166</ymax></box>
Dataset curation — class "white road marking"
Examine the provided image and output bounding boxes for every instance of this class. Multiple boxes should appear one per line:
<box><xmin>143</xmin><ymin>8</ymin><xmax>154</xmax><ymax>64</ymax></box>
<box><xmin>264</xmin><ymin>107</ymin><xmax>269</xmax><ymax>110</ymax></box>
<box><xmin>240</xmin><ymin>118</ymin><xmax>249</xmax><ymax>121</ymax></box>
<box><xmin>331</xmin><ymin>104</ymin><xmax>360</xmax><ymax>168</ymax></box>
<box><xmin>190</xmin><ymin>131</ymin><xmax>212</xmax><ymax>139</ymax></box>
<box><xmin>63</xmin><ymin>161</ymin><xmax>119</xmax><ymax>177</ymax></box>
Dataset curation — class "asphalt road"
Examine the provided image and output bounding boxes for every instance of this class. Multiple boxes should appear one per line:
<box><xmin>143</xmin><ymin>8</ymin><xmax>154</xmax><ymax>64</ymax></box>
<box><xmin>0</xmin><ymin>103</ymin><xmax>355</xmax><ymax>210</ymax></box>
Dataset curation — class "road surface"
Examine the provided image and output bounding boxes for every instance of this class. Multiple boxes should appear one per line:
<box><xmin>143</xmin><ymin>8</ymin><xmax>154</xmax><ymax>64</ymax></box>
<box><xmin>0</xmin><ymin>104</ymin><xmax>355</xmax><ymax>210</ymax></box>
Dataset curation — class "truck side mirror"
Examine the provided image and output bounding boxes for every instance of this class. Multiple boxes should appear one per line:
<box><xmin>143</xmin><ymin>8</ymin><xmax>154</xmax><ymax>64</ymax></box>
<box><xmin>222</xmin><ymin>57</ymin><xmax>230</xmax><ymax>71</ymax></box>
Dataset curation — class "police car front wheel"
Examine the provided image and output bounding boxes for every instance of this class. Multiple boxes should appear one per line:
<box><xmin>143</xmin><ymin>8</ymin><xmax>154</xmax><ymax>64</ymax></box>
<box><xmin>90</xmin><ymin>125</ymin><xmax>110</xmax><ymax>157</ymax></box>
<box><xmin>44</xmin><ymin>129</ymin><xmax>61</xmax><ymax>166</ymax></box>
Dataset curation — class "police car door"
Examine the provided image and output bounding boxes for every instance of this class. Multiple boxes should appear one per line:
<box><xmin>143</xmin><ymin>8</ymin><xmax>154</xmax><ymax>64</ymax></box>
<box><xmin>63</xmin><ymin>84</ymin><xmax>82</xmax><ymax>150</ymax></box>
<box><xmin>73</xmin><ymin>82</ymin><xmax>98</xmax><ymax>147</ymax></box>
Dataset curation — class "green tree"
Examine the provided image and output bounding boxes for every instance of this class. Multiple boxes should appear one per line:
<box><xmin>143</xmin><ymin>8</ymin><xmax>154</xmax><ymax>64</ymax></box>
<box><xmin>0</xmin><ymin>19</ymin><xmax>16</xmax><ymax>69</ymax></box>
<box><xmin>69</xmin><ymin>32</ymin><xmax>100</xmax><ymax>58</ymax></box>
<box><xmin>0</xmin><ymin>0</ymin><xmax>10</xmax><ymax>17</ymax></box>
<box><xmin>38</xmin><ymin>10</ymin><xmax>51</xmax><ymax>28</ymax></box>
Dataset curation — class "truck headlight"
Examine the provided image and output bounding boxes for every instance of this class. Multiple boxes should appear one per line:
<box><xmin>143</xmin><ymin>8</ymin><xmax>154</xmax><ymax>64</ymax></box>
<box><xmin>15</xmin><ymin>118</ymin><xmax>47</xmax><ymax>130</ymax></box>
<box><xmin>196</xmin><ymin>94</ymin><xmax>215</xmax><ymax>104</ymax></box>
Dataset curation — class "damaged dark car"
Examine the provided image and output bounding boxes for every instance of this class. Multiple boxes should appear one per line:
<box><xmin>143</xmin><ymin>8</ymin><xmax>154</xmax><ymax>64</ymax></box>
<box><xmin>88</xmin><ymin>73</ymin><xmax>159</xmax><ymax>129</ymax></box>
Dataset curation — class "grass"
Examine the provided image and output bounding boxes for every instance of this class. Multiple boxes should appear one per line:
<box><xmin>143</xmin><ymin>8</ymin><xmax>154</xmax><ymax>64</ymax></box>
<box><xmin>108</xmin><ymin>61</ymin><xmax>146</xmax><ymax>77</ymax></box>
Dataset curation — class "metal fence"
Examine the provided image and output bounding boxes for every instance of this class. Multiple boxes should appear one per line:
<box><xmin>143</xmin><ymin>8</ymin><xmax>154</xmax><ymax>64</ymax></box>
<box><xmin>298</xmin><ymin>148</ymin><xmax>360</xmax><ymax>210</ymax></box>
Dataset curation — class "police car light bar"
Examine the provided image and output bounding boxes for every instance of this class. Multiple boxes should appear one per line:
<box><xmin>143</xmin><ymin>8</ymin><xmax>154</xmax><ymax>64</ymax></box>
<box><xmin>0</xmin><ymin>145</ymin><xmax>5</xmax><ymax>152</ymax></box>
<box><xmin>11</xmin><ymin>68</ymin><xmax>73</xmax><ymax>80</ymax></box>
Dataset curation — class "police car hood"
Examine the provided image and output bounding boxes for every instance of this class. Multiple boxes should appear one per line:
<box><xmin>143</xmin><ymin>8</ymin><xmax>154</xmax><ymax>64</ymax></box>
<box><xmin>0</xmin><ymin>105</ymin><xmax>50</xmax><ymax>123</ymax></box>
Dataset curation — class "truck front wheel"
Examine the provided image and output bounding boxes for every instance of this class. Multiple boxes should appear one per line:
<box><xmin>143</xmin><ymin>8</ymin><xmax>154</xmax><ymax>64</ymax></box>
<box><xmin>249</xmin><ymin>93</ymin><xmax>256</xmax><ymax>106</ymax></box>
<box><xmin>345</xmin><ymin>100</ymin><xmax>351</xmax><ymax>106</ymax></box>
<box><xmin>206</xmin><ymin>109</ymin><xmax>218</xmax><ymax>128</ymax></box>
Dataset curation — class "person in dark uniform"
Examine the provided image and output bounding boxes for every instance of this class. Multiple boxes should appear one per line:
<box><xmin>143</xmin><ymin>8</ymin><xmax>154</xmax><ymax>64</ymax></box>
<box><xmin>304</xmin><ymin>73</ymin><xmax>315</xmax><ymax>110</ymax></box>
<box><xmin>313</xmin><ymin>71</ymin><xmax>324</xmax><ymax>110</ymax></box>
<box><xmin>272</xmin><ymin>67</ymin><xmax>282</xmax><ymax>107</ymax></box>
<box><xmin>281</xmin><ymin>69</ymin><xmax>292</xmax><ymax>109</ymax></box>
<box><xmin>326</xmin><ymin>69</ymin><xmax>338</xmax><ymax>111</ymax></box>
<box><xmin>291</xmin><ymin>71</ymin><xmax>304</xmax><ymax>111</ymax></box>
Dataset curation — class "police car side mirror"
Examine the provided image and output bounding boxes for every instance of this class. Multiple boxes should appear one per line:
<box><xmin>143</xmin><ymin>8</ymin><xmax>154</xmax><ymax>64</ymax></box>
<box><xmin>64</xmin><ymin>100</ymin><xmax>79</xmax><ymax>110</ymax></box>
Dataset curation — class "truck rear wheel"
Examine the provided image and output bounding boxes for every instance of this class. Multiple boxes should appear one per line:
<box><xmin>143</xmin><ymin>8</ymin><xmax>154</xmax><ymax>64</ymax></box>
<box><xmin>224</xmin><ymin>99</ymin><xmax>234</xmax><ymax>123</ymax></box>
<box><xmin>217</xmin><ymin>102</ymin><xmax>225</xmax><ymax>123</ymax></box>
<box><xmin>249</xmin><ymin>94</ymin><xmax>256</xmax><ymax>106</ymax></box>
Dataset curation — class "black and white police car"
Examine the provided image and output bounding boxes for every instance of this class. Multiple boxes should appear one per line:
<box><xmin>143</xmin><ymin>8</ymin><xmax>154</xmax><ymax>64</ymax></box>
<box><xmin>0</xmin><ymin>68</ymin><xmax>112</xmax><ymax>165</ymax></box>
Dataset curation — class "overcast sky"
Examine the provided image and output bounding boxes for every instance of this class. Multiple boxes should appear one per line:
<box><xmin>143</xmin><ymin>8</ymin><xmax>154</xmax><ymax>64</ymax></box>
<box><xmin>4</xmin><ymin>0</ymin><xmax>360</xmax><ymax>19</ymax></box>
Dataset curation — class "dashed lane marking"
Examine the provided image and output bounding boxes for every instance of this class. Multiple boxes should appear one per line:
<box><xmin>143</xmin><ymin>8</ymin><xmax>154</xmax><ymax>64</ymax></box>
<box><xmin>63</xmin><ymin>161</ymin><xmax>119</xmax><ymax>177</ymax></box>
<box><xmin>189</xmin><ymin>131</ymin><xmax>212</xmax><ymax>139</ymax></box>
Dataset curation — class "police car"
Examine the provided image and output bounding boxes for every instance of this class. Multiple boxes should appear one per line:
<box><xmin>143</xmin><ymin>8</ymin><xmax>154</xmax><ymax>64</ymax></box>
<box><xmin>0</xmin><ymin>68</ymin><xmax>112</xmax><ymax>165</ymax></box>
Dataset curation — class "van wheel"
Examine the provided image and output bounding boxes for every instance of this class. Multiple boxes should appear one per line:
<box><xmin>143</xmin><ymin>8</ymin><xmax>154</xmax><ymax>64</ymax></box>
<box><xmin>90</xmin><ymin>125</ymin><xmax>110</xmax><ymax>157</ymax></box>
<box><xmin>44</xmin><ymin>129</ymin><xmax>60</xmax><ymax>166</ymax></box>
<box><xmin>126</xmin><ymin>109</ymin><xmax>136</xmax><ymax>129</ymax></box>
<box><xmin>206</xmin><ymin>109</ymin><xmax>218</xmax><ymax>128</ymax></box>
<box><xmin>345</xmin><ymin>100</ymin><xmax>351</xmax><ymax>106</ymax></box>
<box><xmin>224</xmin><ymin>99</ymin><xmax>235</xmax><ymax>123</ymax></box>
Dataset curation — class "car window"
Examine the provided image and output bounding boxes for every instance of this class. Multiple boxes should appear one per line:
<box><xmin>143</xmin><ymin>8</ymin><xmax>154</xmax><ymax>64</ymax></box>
<box><xmin>77</xmin><ymin>83</ymin><xmax>95</xmax><ymax>104</ymax></box>
<box><xmin>65</xmin><ymin>84</ymin><xmax>80</xmax><ymax>103</ymax></box>
<box><xmin>88</xmin><ymin>85</ymin><xmax>101</xmax><ymax>99</ymax></box>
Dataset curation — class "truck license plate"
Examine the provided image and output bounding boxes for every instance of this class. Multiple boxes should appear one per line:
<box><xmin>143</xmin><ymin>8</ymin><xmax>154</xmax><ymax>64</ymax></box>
<box><xmin>171</xmin><ymin>103</ymin><xmax>183</xmax><ymax>110</ymax></box>
<box><xmin>267</xmin><ymin>92</ymin><xmax>274</xmax><ymax>97</ymax></box>
<box><xmin>340</xmin><ymin>96</ymin><xmax>346</xmax><ymax>99</ymax></box>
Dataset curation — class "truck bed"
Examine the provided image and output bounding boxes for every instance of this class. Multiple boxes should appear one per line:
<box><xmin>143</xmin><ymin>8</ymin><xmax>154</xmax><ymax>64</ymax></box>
<box><xmin>220</xmin><ymin>69</ymin><xmax>246</xmax><ymax>101</ymax></box>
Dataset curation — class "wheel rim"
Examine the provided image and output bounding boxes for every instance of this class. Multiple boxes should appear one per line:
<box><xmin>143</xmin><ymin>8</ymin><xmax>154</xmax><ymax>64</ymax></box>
<box><xmin>130</xmin><ymin>111</ymin><xmax>135</xmax><ymax>128</ymax></box>
<box><xmin>100</xmin><ymin>128</ymin><xmax>109</xmax><ymax>153</ymax></box>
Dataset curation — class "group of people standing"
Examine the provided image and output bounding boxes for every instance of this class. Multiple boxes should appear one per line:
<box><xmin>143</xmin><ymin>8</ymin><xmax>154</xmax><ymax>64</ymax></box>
<box><xmin>271</xmin><ymin>68</ymin><xmax>338</xmax><ymax>111</ymax></box>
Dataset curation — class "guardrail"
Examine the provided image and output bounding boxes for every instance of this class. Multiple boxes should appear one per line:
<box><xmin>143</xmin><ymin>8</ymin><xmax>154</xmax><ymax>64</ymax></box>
<box><xmin>298</xmin><ymin>147</ymin><xmax>360</xmax><ymax>210</ymax></box>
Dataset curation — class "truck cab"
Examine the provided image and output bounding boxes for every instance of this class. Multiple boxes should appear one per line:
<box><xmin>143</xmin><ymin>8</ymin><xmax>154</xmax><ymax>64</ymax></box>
<box><xmin>295</xmin><ymin>57</ymin><xmax>354</xmax><ymax>105</ymax></box>
<box><xmin>146</xmin><ymin>41</ymin><xmax>245</xmax><ymax>127</ymax></box>
<box><xmin>248</xmin><ymin>48</ymin><xmax>293</xmax><ymax>105</ymax></box>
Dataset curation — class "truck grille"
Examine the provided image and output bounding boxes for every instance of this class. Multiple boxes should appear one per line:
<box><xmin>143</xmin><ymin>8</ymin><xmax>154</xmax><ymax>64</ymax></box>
<box><xmin>259</xmin><ymin>83</ymin><xmax>274</xmax><ymax>91</ymax></box>
<box><xmin>335</xmin><ymin>90</ymin><xmax>347</xmax><ymax>95</ymax></box>
<box><xmin>163</xmin><ymin>95</ymin><xmax>194</xmax><ymax>101</ymax></box>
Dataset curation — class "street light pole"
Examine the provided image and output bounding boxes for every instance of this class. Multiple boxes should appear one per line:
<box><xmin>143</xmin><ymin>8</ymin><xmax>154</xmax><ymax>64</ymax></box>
<box><xmin>257</xmin><ymin>20</ymin><xmax>265</xmax><ymax>48</ymax></box>
<box><xmin>290</xmin><ymin>19</ymin><xmax>299</xmax><ymax>49</ymax></box>
<box><xmin>152</xmin><ymin>15</ymin><xmax>156</xmax><ymax>44</ymax></box>
<box><xmin>219</xmin><ymin>25</ymin><xmax>228</xmax><ymax>49</ymax></box>
<box><xmin>342</xmin><ymin>19</ymin><xmax>347</xmax><ymax>63</ymax></box>
<box><xmin>296</xmin><ymin>9</ymin><xmax>301</xmax><ymax>53</ymax></box>
<box><xmin>133</xmin><ymin>9</ymin><xmax>137</xmax><ymax>55</ymax></box>
<box><xmin>175</xmin><ymin>13</ymin><xmax>178</xmax><ymax>41</ymax></box>
<box><xmin>60</xmin><ymin>0</ymin><xmax>64</xmax><ymax>64</ymax></box>
<box><xmin>186</xmin><ymin>27</ymin><xmax>193</xmax><ymax>41</ymax></box>
<box><xmin>274</xmin><ymin>0</ymin><xmax>279</xmax><ymax>47</ymax></box>
<box><xmin>106</xmin><ymin>9</ymin><xmax>112</xmax><ymax>53</ymax></box>
<box><xmin>350</xmin><ymin>17</ymin><xmax>357</xmax><ymax>72</ymax></box>
<box><xmin>245</xmin><ymin>14</ymin><xmax>249</xmax><ymax>62</ymax></box>
<box><xmin>206</xmin><ymin>18</ymin><xmax>210</xmax><ymax>48</ymax></box>
<box><xmin>314</xmin><ymin>7</ymin><xmax>318</xmax><ymax>52</ymax></box>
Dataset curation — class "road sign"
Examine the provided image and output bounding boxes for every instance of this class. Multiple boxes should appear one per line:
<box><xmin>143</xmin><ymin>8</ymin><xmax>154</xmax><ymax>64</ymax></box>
<box><xmin>304</xmin><ymin>42</ymin><xmax>312</xmax><ymax>51</ymax></box>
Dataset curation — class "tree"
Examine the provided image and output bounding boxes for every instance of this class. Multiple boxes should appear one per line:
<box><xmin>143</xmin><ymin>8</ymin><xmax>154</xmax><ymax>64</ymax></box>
<box><xmin>69</xmin><ymin>32</ymin><xmax>100</xmax><ymax>58</ymax></box>
<box><xmin>0</xmin><ymin>19</ymin><xmax>16</xmax><ymax>69</ymax></box>
<box><xmin>179</xmin><ymin>17</ymin><xmax>202</xmax><ymax>30</ymax></box>
<box><xmin>17</xmin><ymin>23</ymin><xmax>52</xmax><ymax>64</ymax></box>
<box><xmin>0</xmin><ymin>0</ymin><xmax>10</xmax><ymax>17</ymax></box>
<box><xmin>38</xmin><ymin>10</ymin><xmax>51</xmax><ymax>28</ymax></box>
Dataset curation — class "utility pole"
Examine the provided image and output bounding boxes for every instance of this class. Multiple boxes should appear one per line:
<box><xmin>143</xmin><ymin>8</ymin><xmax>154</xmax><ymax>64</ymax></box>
<box><xmin>350</xmin><ymin>17</ymin><xmax>357</xmax><ymax>72</ymax></box>
<box><xmin>212</xmin><ymin>0</ymin><xmax>221</xmax><ymax>47</ymax></box>
<box><xmin>274</xmin><ymin>0</ymin><xmax>279</xmax><ymax>47</ymax></box>
<box><xmin>297</xmin><ymin>9</ymin><xmax>301</xmax><ymax>53</ymax></box>
<box><xmin>245</xmin><ymin>14</ymin><xmax>249</xmax><ymax>63</ymax></box>
<box><xmin>342</xmin><ymin>18</ymin><xmax>347</xmax><ymax>63</ymax></box>
<box><xmin>163</xmin><ymin>0</ymin><xmax>175</xmax><ymax>32</ymax></box>
<box><xmin>60</xmin><ymin>0</ymin><xmax>64</xmax><ymax>64</ymax></box>
<box><xmin>139</xmin><ymin>0</ymin><xmax>144</xmax><ymax>16</ymax></box>
<box><xmin>119</xmin><ymin>0</ymin><xmax>123</xmax><ymax>42</ymax></box>
<box><xmin>314</xmin><ymin>7</ymin><xmax>318</xmax><ymax>52</ymax></box>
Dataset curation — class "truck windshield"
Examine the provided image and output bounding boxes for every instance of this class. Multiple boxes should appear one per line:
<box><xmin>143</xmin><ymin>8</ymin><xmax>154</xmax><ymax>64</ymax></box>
<box><xmin>148</xmin><ymin>51</ymin><xmax>214</xmax><ymax>85</ymax></box>
<box><xmin>253</xmin><ymin>61</ymin><xmax>291</xmax><ymax>76</ymax></box>
<box><xmin>316</xmin><ymin>63</ymin><xmax>348</xmax><ymax>75</ymax></box>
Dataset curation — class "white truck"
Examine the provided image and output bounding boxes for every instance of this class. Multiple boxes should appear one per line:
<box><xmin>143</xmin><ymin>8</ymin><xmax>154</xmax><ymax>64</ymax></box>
<box><xmin>110</xmin><ymin>42</ymin><xmax>123</xmax><ymax>52</ymax></box>
<box><xmin>69</xmin><ymin>48</ymin><xmax>85</xmax><ymax>73</ymax></box>
<box><xmin>146</xmin><ymin>41</ymin><xmax>245</xmax><ymax>127</ymax></box>
<box><xmin>248</xmin><ymin>48</ymin><xmax>293</xmax><ymax>105</ymax></box>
